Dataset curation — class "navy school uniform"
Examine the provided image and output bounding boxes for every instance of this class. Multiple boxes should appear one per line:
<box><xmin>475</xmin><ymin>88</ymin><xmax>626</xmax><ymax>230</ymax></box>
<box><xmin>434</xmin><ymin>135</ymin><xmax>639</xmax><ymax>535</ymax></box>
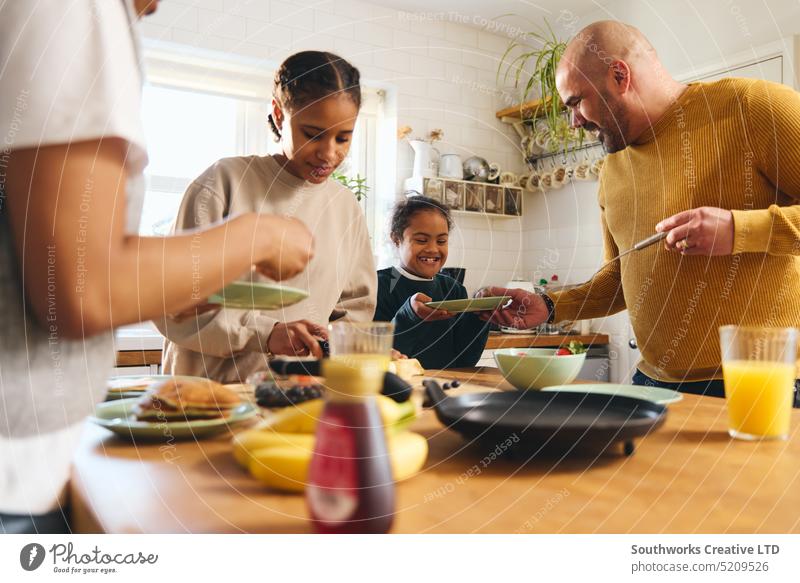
<box><xmin>374</xmin><ymin>267</ymin><xmax>489</xmax><ymax>369</ymax></box>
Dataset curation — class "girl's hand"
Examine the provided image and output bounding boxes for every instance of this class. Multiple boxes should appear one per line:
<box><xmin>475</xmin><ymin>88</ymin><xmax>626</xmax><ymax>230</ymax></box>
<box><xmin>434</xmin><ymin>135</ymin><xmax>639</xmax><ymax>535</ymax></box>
<box><xmin>391</xmin><ymin>349</ymin><xmax>408</xmax><ymax>360</ymax></box>
<box><xmin>410</xmin><ymin>293</ymin><xmax>455</xmax><ymax>321</ymax></box>
<box><xmin>268</xmin><ymin>320</ymin><xmax>328</xmax><ymax>358</ymax></box>
<box><xmin>255</xmin><ymin>216</ymin><xmax>315</xmax><ymax>281</ymax></box>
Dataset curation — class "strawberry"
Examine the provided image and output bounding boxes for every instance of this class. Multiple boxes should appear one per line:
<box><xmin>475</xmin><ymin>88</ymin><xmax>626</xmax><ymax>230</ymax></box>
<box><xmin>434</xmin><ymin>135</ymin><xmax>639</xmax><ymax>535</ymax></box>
<box><xmin>555</xmin><ymin>348</ymin><xmax>572</xmax><ymax>356</ymax></box>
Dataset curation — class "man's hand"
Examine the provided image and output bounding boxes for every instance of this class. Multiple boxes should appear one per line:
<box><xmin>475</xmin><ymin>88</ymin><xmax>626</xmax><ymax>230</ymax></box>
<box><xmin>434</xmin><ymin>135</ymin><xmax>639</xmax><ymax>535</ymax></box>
<box><xmin>410</xmin><ymin>293</ymin><xmax>455</xmax><ymax>321</ymax></box>
<box><xmin>267</xmin><ymin>319</ymin><xmax>327</xmax><ymax>358</ymax></box>
<box><xmin>656</xmin><ymin>207</ymin><xmax>734</xmax><ymax>256</ymax></box>
<box><xmin>475</xmin><ymin>286</ymin><xmax>550</xmax><ymax>329</ymax></box>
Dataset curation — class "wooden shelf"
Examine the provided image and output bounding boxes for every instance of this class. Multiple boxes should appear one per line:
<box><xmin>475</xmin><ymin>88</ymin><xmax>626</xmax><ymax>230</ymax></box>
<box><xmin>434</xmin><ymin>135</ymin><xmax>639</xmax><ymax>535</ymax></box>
<box><xmin>496</xmin><ymin>97</ymin><xmax>560</xmax><ymax>120</ymax></box>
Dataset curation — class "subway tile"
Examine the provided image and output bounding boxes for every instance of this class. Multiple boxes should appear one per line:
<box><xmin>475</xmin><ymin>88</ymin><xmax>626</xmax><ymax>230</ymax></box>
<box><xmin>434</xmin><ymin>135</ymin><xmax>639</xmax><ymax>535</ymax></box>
<box><xmin>333</xmin><ymin>37</ymin><xmax>375</xmax><ymax>66</ymax></box>
<box><xmin>313</xmin><ymin>10</ymin><xmax>354</xmax><ymax>39</ymax></box>
<box><xmin>291</xmin><ymin>31</ymin><xmax>339</xmax><ymax>53</ymax></box>
<box><xmin>353</xmin><ymin>22</ymin><xmax>395</xmax><ymax>48</ymax></box>
<box><xmin>245</xmin><ymin>19</ymin><xmax>293</xmax><ymax>47</ymax></box>
<box><xmin>427</xmin><ymin>78</ymin><xmax>462</xmax><ymax>103</ymax></box>
<box><xmin>393</xmin><ymin>30</ymin><xmax>429</xmax><ymax>58</ymax></box>
<box><xmin>138</xmin><ymin>22</ymin><xmax>171</xmax><ymax>41</ymax></box>
<box><xmin>199</xmin><ymin>9</ymin><xmax>246</xmax><ymax>39</ymax></box>
<box><xmin>428</xmin><ymin>38</ymin><xmax>463</xmax><ymax>64</ymax></box>
<box><xmin>334</xmin><ymin>0</ymin><xmax>374</xmax><ymax>20</ymax></box>
<box><xmin>146</xmin><ymin>2</ymin><xmax>199</xmax><ymax>31</ymax></box>
<box><xmin>222</xmin><ymin>0</ymin><xmax>268</xmax><ymax>20</ymax></box>
<box><xmin>477</xmin><ymin>29</ymin><xmax>509</xmax><ymax>53</ymax></box>
<box><xmin>269</xmin><ymin>0</ymin><xmax>316</xmax><ymax>31</ymax></box>
<box><xmin>373</xmin><ymin>49</ymin><xmax>411</xmax><ymax>74</ymax></box>
<box><xmin>444</xmin><ymin>21</ymin><xmax>478</xmax><ymax>47</ymax></box>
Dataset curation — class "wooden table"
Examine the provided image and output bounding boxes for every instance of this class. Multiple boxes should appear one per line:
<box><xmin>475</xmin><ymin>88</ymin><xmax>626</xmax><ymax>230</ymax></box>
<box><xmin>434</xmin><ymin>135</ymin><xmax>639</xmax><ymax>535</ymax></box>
<box><xmin>484</xmin><ymin>332</ymin><xmax>609</xmax><ymax>350</ymax></box>
<box><xmin>71</xmin><ymin>368</ymin><xmax>800</xmax><ymax>533</ymax></box>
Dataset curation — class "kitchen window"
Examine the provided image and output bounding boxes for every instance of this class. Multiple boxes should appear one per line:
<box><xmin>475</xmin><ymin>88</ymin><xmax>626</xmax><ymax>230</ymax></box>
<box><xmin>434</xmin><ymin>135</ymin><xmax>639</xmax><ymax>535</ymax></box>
<box><xmin>139</xmin><ymin>43</ymin><xmax>386</xmax><ymax>245</ymax></box>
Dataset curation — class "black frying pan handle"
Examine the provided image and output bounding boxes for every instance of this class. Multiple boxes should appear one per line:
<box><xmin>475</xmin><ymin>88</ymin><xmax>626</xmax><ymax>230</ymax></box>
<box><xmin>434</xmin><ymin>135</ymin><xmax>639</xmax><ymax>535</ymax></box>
<box><xmin>422</xmin><ymin>379</ymin><xmax>448</xmax><ymax>408</ymax></box>
<box><xmin>269</xmin><ymin>359</ymin><xmax>321</xmax><ymax>376</ymax></box>
<box><xmin>268</xmin><ymin>359</ymin><xmax>411</xmax><ymax>403</ymax></box>
<box><xmin>383</xmin><ymin>372</ymin><xmax>412</xmax><ymax>403</ymax></box>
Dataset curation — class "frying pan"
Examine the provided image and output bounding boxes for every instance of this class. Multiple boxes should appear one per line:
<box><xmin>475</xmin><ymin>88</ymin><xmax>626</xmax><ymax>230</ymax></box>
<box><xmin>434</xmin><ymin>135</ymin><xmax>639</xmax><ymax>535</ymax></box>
<box><xmin>424</xmin><ymin>380</ymin><xmax>667</xmax><ymax>456</ymax></box>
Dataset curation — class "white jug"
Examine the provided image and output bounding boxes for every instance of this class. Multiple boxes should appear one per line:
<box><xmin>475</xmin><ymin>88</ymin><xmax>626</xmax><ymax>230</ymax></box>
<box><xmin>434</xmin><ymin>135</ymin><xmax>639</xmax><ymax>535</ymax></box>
<box><xmin>439</xmin><ymin>153</ymin><xmax>463</xmax><ymax>179</ymax></box>
<box><xmin>409</xmin><ymin>139</ymin><xmax>440</xmax><ymax>178</ymax></box>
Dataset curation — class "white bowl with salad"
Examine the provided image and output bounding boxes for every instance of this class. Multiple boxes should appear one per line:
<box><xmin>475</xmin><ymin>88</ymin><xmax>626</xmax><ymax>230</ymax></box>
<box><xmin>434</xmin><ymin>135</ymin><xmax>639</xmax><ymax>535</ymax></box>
<box><xmin>494</xmin><ymin>342</ymin><xmax>588</xmax><ymax>391</ymax></box>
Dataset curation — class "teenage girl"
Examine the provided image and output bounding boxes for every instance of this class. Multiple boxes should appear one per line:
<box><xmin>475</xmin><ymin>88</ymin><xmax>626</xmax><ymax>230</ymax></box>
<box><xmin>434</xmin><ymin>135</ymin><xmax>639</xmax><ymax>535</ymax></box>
<box><xmin>0</xmin><ymin>1</ymin><xmax>311</xmax><ymax>533</ymax></box>
<box><xmin>157</xmin><ymin>51</ymin><xmax>376</xmax><ymax>383</ymax></box>
<box><xmin>374</xmin><ymin>196</ymin><xmax>488</xmax><ymax>369</ymax></box>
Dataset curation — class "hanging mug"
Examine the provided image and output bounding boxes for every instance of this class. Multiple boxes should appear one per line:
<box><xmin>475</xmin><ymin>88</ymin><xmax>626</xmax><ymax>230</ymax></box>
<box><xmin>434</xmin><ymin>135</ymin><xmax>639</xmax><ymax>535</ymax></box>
<box><xmin>526</xmin><ymin>171</ymin><xmax>542</xmax><ymax>192</ymax></box>
<box><xmin>539</xmin><ymin>171</ymin><xmax>553</xmax><ymax>192</ymax></box>
<box><xmin>573</xmin><ymin>159</ymin><xmax>592</xmax><ymax>181</ymax></box>
<box><xmin>500</xmin><ymin>171</ymin><xmax>518</xmax><ymax>186</ymax></box>
<box><xmin>552</xmin><ymin>163</ymin><xmax>568</xmax><ymax>188</ymax></box>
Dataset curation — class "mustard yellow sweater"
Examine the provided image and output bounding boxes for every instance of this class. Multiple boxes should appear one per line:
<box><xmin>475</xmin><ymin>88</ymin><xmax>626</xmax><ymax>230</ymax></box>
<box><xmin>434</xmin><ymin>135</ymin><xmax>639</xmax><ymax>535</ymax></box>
<box><xmin>551</xmin><ymin>78</ymin><xmax>800</xmax><ymax>382</ymax></box>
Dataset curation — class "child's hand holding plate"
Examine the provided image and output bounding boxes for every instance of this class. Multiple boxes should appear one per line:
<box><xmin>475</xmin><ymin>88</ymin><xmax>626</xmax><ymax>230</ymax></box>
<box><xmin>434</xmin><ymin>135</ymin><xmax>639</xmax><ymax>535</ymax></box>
<box><xmin>411</xmin><ymin>293</ymin><xmax>456</xmax><ymax>321</ymax></box>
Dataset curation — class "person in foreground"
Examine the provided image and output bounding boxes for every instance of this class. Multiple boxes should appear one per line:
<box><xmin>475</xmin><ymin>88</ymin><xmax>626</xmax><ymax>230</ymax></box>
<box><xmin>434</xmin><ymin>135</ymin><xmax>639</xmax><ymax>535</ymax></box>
<box><xmin>374</xmin><ymin>196</ymin><xmax>489</xmax><ymax>369</ymax></box>
<box><xmin>0</xmin><ymin>1</ymin><xmax>313</xmax><ymax>533</ymax></box>
<box><xmin>481</xmin><ymin>20</ymin><xmax>800</xmax><ymax>400</ymax></box>
<box><xmin>156</xmin><ymin>51</ymin><xmax>376</xmax><ymax>383</ymax></box>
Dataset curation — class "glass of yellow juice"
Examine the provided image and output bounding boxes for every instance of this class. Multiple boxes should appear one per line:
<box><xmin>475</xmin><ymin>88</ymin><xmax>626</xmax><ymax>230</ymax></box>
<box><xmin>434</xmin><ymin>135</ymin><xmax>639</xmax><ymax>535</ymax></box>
<box><xmin>719</xmin><ymin>325</ymin><xmax>798</xmax><ymax>441</ymax></box>
<box><xmin>322</xmin><ymin>322</ymin><xmax>394</xmax><ymax>398</ymax></box>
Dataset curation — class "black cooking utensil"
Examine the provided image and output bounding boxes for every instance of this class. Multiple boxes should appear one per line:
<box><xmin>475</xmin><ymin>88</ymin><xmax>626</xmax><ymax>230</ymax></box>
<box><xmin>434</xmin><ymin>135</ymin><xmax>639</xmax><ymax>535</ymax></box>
<box><xmin>423</xmin><ymin>380</ymin><xmax>667</xmax><ymax>456</ymax></box>
<box><xmin>268</xmin><ymin>359</ymin><xmax>412</xmax><ymax>403</ymax></box>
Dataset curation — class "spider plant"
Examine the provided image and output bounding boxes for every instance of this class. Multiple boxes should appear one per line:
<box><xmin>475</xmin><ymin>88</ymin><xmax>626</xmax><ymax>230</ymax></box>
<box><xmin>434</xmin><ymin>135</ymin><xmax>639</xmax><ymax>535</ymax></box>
<box><xmin>497</xmin><ymin>18</ymin><xmax>584</xmax><ymax>153</ymax></box>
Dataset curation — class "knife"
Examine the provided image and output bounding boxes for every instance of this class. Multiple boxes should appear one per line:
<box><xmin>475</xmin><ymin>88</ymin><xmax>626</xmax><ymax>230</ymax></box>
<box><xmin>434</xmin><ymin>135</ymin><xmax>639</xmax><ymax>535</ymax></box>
<box><xmin>601</xmin><ymin>231</ymin><xmax>668</xmax><ymax>269</ymax></box>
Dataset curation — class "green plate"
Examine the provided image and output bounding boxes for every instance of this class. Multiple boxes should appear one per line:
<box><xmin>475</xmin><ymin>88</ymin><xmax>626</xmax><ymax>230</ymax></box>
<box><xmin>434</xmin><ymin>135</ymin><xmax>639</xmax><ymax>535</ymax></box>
<box><xmin>424</xmin><ymin>296</ymin><xmax>511</xmax><ymax>313</ymax></box>
<box><xmin>91</xmin><ymin>398</ymin><xmax>258</xmax><ymax>441</ymax></box>
<box><xmin>208</xmin><ymin>281</ymin><xmax>309</xmax><ymax>311</ymax></box>
<box><xmin>541</xmin><ymin>383</ymin><xmax>683</xmax><ymax>405</ymax></box>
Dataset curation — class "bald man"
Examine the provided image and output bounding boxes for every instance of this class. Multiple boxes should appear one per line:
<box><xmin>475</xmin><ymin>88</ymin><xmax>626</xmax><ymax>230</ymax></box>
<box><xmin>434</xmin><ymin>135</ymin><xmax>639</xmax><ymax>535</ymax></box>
<box><xmin>483</xmin><ymin>21</ymin><xmax>800</xmax><ymax>401</ymax></box>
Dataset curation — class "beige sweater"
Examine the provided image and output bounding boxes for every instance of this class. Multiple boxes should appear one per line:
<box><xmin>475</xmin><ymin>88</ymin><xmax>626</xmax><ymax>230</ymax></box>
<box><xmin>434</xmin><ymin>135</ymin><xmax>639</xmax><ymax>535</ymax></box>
<box><xmin>155</xmin><ymin>155</ymin><xmax>377</xmax><ymax>383</ymax></box>
<box><xmin>551</xmin><ymin>79</ymin><xmax>800</xmax><ymax>382</ymax></box>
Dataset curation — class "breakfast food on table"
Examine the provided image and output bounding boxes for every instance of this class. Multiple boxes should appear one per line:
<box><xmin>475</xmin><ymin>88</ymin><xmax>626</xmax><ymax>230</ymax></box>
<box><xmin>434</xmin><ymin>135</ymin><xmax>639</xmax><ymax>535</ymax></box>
<box><xmin>554</xmin><ymin>341</ymin><xmax>588</xmax><ymax>356</ymax></box>
<box><xmin>133</xmin><ymin>377</ymin><xmax>241</xmax><ymax>422</ymax></box>
<box><xmin>387</xmin><ymin>357</ymin><xmax>424</xmax><ymax>381</ymax></box>
<box><xmin>254</xmin><ymin>378</ymin><xmax>324</xmax><ymax>408</ymax></box>
<box><xmin>232</xmin><ymin>394</ymin><xmax>425</xmax><ymax>492</ymax></box>
<box><xmin>106</xmin><ymin>376</ymin><xmax>160</xmax><ymax>394</ymax></box>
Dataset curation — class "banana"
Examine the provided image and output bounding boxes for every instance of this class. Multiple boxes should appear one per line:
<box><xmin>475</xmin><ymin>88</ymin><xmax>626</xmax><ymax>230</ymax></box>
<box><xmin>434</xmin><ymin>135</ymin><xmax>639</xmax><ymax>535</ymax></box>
<box><xmin>246</xmin><ymin>431</ymin><xmax>428</xmax><ymax>493</ymax></box>
<box><xmin>261</xmin><ymin>395</ymin><xmax>414</xmax><ymax>434</ymax></box>
<box><xmin>232</xmin><ymin>430</ymin><xmax>314</xmax><ymax>468</ymax></box>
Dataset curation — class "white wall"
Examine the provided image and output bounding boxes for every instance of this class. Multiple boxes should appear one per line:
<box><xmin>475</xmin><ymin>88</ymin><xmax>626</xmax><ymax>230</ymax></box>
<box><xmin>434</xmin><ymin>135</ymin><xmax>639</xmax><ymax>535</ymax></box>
<box><xmin>576</xmin><ymin>0</ymin><xmax>800</xmax><ymax>80</ymax></box>
<box><xmin>140</xmin><ymin>0</ymin><xmax>529</xmax><ymax>292</ymax></box>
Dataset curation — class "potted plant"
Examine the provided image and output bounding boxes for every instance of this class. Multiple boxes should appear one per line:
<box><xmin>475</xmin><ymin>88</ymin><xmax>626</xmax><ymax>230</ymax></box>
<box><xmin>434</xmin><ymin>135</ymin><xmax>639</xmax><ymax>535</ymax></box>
<box><xmin>497</xmin><ymin>19</ymin><xmax>584</xmax><ymax>153</ymax></box>
<box><xmin>332</xmin><ymin>171</ymin><xmax>369</xmax><ymax>202</ymax></box>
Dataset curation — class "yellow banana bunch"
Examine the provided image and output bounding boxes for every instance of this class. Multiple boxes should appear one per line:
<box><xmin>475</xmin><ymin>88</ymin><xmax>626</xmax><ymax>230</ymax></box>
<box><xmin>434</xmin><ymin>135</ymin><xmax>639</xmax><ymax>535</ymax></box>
<box><xmin>255</xmin><ymin>395</ymin><xmax>416</xmax><ymax>434</ymax></box>
<box><xmin>232</xmin><ymin>395</ymin><xmax>426</xmax><ymax>493</ymax></box>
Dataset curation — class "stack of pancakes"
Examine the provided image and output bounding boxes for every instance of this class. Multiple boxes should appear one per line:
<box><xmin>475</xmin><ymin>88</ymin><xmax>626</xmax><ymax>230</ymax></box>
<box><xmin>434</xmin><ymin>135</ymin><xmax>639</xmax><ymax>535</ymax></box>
<box><xmin>134</xmin><ymin>377</ymin><xmax>241</xmax><ymax>422</ymax></box>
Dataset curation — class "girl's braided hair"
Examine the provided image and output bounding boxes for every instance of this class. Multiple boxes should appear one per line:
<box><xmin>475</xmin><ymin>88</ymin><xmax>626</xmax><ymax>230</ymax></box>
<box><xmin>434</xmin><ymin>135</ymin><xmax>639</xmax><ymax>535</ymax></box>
<box><xmin>268</xmin><ymin>51</ymin><xmax>361</xmax><ymax>141</ymax></box>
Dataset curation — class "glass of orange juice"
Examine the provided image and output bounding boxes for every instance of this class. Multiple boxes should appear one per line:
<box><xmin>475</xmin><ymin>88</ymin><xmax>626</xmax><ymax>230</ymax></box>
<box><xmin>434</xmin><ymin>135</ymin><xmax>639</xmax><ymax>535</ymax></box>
<box><xmin>719</xmin><ymin>325</ymin><xmax>798</xmax><ymax>440</ymax></box>
<box><xmin>322</xmin><ymin>322</ymin><xmax>394</xmax><ymax>398</ymax></box>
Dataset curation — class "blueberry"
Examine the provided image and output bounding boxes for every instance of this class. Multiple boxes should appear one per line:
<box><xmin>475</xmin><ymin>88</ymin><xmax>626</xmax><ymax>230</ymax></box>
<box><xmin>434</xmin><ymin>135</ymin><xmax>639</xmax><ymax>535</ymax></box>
<box><xmin>451</xmin><ymin>380</ymin><xmax>461</xmax><ymax>388</ymax></box>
